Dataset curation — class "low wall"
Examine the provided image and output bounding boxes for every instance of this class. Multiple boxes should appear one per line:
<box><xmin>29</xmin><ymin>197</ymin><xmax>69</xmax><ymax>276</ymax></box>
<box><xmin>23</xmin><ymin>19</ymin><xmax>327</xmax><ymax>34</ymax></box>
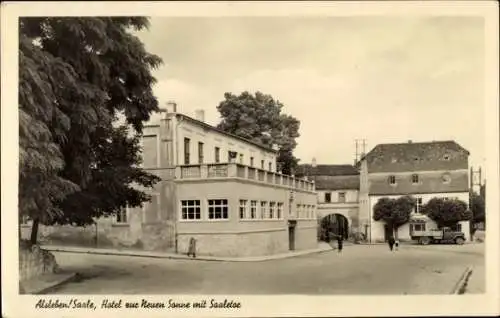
<box><xmin>178</xmin><ymin>229</ymin><xmax>289</xmax><ymax>257</ymax></box>
<box><xmin>19</xmin><ymin>243</ymin><xmax>59</xmax><ymax>282</ymax></box>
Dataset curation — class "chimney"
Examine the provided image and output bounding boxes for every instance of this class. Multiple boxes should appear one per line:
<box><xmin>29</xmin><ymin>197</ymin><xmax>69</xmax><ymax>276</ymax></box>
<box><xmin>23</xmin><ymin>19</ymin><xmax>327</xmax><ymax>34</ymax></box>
<box><xmin>408</xmin><ymin>140</ymin><xmax>413</xmax><ymax>144</ymax></box>
<box><xmin>166</xmin><ymin>101</ymin><xmax>177</xmax><ymax>113</ymax></box>
<box><xmin>312</xmin><ymin>157</ymin><xmax>317</xmax><ymax>168</ymax></box>
<box><xmin>194</xmin><ymin>109</ymin><xmax>205</xmax><ymax>122</ymax></box>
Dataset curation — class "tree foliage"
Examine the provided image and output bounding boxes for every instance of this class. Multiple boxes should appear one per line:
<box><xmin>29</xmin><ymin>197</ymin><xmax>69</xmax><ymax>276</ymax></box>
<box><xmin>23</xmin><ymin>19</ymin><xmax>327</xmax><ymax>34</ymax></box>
<box><xmin>19</xmin><ymin>17</ymin><xmax>162</xmax><ymax>242</ymax></box>
<box><xmin>373</xmin><ymin>196</ymin><xmax>416</xmax><ymax>236</ymax></box>
<box><xmin>421</xmin><ymin>198</ymin><xmax>472</xmax><ymax>228</ymax></box>
<box><xmin>216</xmin><ymin>91</ymin><xmax>301</xmax><ymax>175</ymax></box>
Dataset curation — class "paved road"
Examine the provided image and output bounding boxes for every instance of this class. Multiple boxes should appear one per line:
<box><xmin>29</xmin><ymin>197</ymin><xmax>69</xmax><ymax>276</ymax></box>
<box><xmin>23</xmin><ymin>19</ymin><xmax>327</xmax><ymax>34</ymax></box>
<box><xmin>50</xmin><ymin>243</ymin><xmax>484</xmax><ymax>295</ymax></box>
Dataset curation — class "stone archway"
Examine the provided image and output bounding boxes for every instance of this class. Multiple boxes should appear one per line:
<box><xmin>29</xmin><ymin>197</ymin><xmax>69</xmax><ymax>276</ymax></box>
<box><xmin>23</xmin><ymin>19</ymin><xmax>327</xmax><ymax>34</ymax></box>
<box><xmin>319</xmin><ymin>213</ymin><xmax>350</xmax><ymax>241</ymax></box>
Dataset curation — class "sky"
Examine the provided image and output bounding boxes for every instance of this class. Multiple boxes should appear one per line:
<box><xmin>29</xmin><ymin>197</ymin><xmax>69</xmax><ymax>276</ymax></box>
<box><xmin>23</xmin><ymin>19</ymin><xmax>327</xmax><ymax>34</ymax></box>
<box><xmin>136</xmin><ymin>16</ymin><xmax>485</xmax><ymax>169</ymax></box>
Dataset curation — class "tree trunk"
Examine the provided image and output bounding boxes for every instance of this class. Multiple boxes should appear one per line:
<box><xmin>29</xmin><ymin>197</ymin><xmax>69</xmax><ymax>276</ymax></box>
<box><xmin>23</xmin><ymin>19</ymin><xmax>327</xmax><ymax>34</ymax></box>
<box><xmin>393</xmin><ymin>225</ymin><xmax>398</xmax><ymax>240</ymax></box>
<box><xmin>30</xmin><ymin>218</ymin><xmax>39</xmax><ymax>245</ymax></box>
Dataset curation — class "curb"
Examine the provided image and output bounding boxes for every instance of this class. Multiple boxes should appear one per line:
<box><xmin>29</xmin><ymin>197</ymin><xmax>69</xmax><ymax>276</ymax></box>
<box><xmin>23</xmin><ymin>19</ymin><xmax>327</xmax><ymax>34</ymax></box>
<box><xmin>43</xmin><ymin>246</ymin><xmax>333</xmax><ymax>263</ymax></box>
<box><xmin>450</xmin><ymin>266</ymin><xmax>473</xmax><ymax>295</ymax></box>
<box><xmin>20</xmin><ymin>272</ymin><xmax>78</xmax><ymax>295</ymax></box>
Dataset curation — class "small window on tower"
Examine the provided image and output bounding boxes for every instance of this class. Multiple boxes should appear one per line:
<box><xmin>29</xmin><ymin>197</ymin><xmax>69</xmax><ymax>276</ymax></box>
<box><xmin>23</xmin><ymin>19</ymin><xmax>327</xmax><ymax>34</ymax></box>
<box><xmin>389</xmin><ymin>175</ymin><xmax>396</xmax><ymax>185</ymax></box>
<box><xmin>412</xmin><ymin>174</ymin><xmax>419</xmax><ymax>184</ymax></box>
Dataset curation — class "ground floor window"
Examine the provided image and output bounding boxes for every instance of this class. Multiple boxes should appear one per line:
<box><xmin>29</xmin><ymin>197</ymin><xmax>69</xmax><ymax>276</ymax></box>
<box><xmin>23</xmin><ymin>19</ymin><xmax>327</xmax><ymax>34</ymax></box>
<box><xmin>116</xmin><ymin>207</ymin><xmax>128</xmax><ymax>223</ymax></box>
<box><xmin>250</xmin><ymin>200</ymin><xmax>257</xmax><ymax>219</ymax></box>
<box><xmin>239</xmin><ymin>200</ymin><xmax>248</xmax><ymax>219</ymax></box>
<box><xmin>181</xmin><ymin>200</ymin><xmax>201</xmax><ymax>220</ymax></box>
<box><xmin>208</xmin><ymin>199</ymin><xmax>229</xmax><ymax>219</ymax></box>
<box><xmin>260</xmin><ymin>201</ymin><xmax>267</xmax><ymax>219</ymax></box>
<box><xmin>277</xmin><ymin>203</ymin><xmax>283</xmax><ymax>219</ymax></box>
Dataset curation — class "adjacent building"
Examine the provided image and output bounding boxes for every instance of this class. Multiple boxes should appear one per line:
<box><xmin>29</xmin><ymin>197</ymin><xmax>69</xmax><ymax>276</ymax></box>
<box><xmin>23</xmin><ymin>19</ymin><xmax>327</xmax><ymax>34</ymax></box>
<box><xmin>296</xmin><ymin>163</ymin><xmax>359</xmax><ymax>239</ymax></box>
<box><xmin>357</xmin><ymin>140</ymin><xmax>471</xmax><ymax>242</ymax></box>
<box><xmin>22</xmin><ymin>104</ymin><xmax>317</xmax><ymax>257</ymax></box>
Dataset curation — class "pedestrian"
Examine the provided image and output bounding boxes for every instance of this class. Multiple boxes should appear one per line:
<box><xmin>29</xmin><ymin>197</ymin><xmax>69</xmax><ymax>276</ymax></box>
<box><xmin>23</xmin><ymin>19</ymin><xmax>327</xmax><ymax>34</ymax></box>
<box><xmin>394</xmin><ymin>239</ymin><xmax>400</xmax><ymax>251</ymax></box>
<box><xmin>187</xmin><ymin>237</ymin><xmax>196</xmax><ymax>258</ymax></box>
<box><xmin>337</xmin><ymin>235</ymin><xmax>343</xmax><ymax>253</ymax></box>
<box><xmin>388</xmin><ymin>236</ymin><xmax>395</xmax><ymax>251</ymax></box>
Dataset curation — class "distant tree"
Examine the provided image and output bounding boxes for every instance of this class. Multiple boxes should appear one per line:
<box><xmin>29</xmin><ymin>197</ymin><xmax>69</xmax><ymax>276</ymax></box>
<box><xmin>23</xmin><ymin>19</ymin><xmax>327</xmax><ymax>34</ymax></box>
<box><xmin>421</xmin><ymin>198</ymin><xmax>472</xmax><ymax>228</ymax></box>
<box><xmin>470</xmin><ymin>192</ymin><xmax>485</xmax><ymax>223</ymax></box>
<box><xmin>373</xmin><ymin>196</ymin><xmax>416</xmax><ymax>239</ymax></box>
<box><xmin>19</xmin><ymin>17</ymin><xmax>162</xmax><ymax>244</ymax></box>
<box><xmin>216</xmin><ymin>91</ymin><xmax>300</xmax><ymax>175</ymax></box>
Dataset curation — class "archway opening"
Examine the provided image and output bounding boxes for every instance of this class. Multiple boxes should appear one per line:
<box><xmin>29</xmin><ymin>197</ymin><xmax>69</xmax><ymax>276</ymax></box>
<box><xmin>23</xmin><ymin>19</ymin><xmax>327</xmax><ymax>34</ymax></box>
<box><xmin>319</xmin><ymin>213</ymin><xmax>349</xmax><ymax>241</ymax></box>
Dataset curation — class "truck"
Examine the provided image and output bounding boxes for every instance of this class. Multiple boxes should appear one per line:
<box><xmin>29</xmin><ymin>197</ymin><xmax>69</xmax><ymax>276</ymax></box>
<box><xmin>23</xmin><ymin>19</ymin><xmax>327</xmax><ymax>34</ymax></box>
<box><xmin>410</xmin><ymin>223</ymin><xmax>466</xmax><ymax>245</ymax></box>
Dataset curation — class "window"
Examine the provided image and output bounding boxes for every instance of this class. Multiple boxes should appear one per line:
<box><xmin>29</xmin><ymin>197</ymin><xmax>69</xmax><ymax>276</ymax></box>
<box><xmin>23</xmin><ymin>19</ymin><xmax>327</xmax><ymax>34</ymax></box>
<box><xmin>116</xmin><ymin>207</ymin><xmax>128</xmax><ymax>223</ymax></box>
<box><xmin>260</xmin><ymin>201</ymin><xmax>267</xmax><ymax>219</ymax></box>
<box><xmin>208</xmin><ymin>199</ymin><xmax>229</xmax><ymax>220</ymax></box>
<box><xmin>442</xmin><ymin>173</ymin><xmax>451</xmax><ymax>184</ymax></box>
<box><xmin>325</xmin><ymin>192</ymin><xmax>331</xmax><ymax>203</ymax></box>
<box><xmin>184</xmin><ymin>138</ymin><xmax>190</xmax><ymax>164</ymax></box>
<box><xmin>312</xmin><ymin>205</ymin><xmax>316</xmax><ymax>218</ymax></box>
<box><xmin>443</xmin><ymin>154</ymin><xmax>450</xmax><ymax>160</ymax></box>
<box><xmin>215</xmin><ymin>147</ymin><xmax>220</xmax><ymax>163</ymax></box>
<box><xmin>261</xmin><ymin>160</ymin><xmax>265</xmax><ymax>169</ymax></box>
<box><xmin>239</xmin><ymin>154</ymin><xmax>244</xmax><ymax>164</ymax></box>
<box><xmin>228</xmin><ymin>151</ymin><xmax>237</xmax><ymax>163</ymax></box>
<box><xmin>413</xmin><ymin>223</ymin><xmax>426</xmax><ymax>231</ymax></box>
<box><xmin>415</xmin><ymin>197</ymin><xmax>423</xmax><ymax>213</ymax></box>
<box><xmin>250</xmin><ymin>200</ymin><xmax>257</xmax><ymax>219</ymax></box>
<box><xmin>296</xmin><ymin>204</ymin><xmax>301</xmax><ymax>218</ymax></box>
<box><xmin>389</xmin><ymin>175</ymin><xmax>396</xmax><ymax>185</ymax></box>
<box><xmin>277</xmin><ymin>203</ymin><xmax>283</xmax><ymax>219</ymax></box>
<box><xmin>239</xmin><ymin>200</ymin><xmax>248</xmax><ymax>219</ymax></box>
<box><xmin>181</xmin><ymin>200</ymin><xmax>201</xmax><ymax>220</ymax></box>
<box><xmin>250</xmin><ymin>157</ymin><xmax>254</xmax><ymax>167</ymax></box>
<box><xmin>198</xmin><ymin>142</ymin><xmax>204</xmax><ymax>164</ymax></box>
<box><xmin>269</xmin><ymin>202</ymin><xmax>276</xmax><ymax>219</ymax></box>
<box><xmin>268</xmin><ymin>162</ymin><xmax>272</xmax><ymax>171</ymax></box>
<box><xmin>338</xmin><ymin>192</ymin><xmax>346</xmax><ymax>203</ymax></box>
<box><xmin>412</xmin><ymin>174</ymin><xmax>419</xmax><ymax>184</ymax></box>
<box><xmin>20</xmin><ymin>215</ymin><xmax>30</xmax><ymax>225</ymax></box>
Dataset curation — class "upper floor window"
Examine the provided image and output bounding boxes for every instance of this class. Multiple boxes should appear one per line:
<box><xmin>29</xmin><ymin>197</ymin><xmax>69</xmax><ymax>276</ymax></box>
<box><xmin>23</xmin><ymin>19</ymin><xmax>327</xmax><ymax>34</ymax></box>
<box><xmin>183</xmin><ymin>138</ymin><xmax>190</xmax><ymax>165</ymax></box>
<box><xmin>325</xmin><ymin>192</ymin><xmax>331</xmax><ymax>203</ymax></box>
<box><xmin>269</xmin><ymin>202</ymin><xmax>275</xmax><ymax>219</ymax></box>
<box><xmin>239</xmin><ymin>154</ymin><xmax>244</xmax><ymax>164</ymax></box>
<box><xmin>181</xmin><ymin>200</ymin><xmax>201</xmax><ymax>220</ymax></box>
<box><xmin>261</xmin><ymin>160</ymin><xmax>265</xmax><ymax>169</ymax></box>
<box><xmin>260</xmin><ymin>201</ymin><xmax>267</xmax><ymax>219</ymax></box>
<box><xmin>250</xmin><ymin>157</ymin><xmax>254</xmax><ymax>167</ymax></box>
<box><xmin>215</xmin><ymin>147</ymin><xmax>220</xmax><ymax>163</ymax></box>
<box><xmin>412</xmin><ymin>174</ymin><xmax>419</xmax><ymax>184</ymax></box>
<box><xmin>268</xmin><ymin>162</ymin><xmax>272</xmax><ymax>171</ymax></box>
<box><xmin>338</xmin><ymin>192</ymin><xmax>346</xmax><ymax>203</ymax></box>
<box><xmin>277</xmin><ymin>202</ymin><xmax>283</xmax><ymax>219</ymax></box>
<box><xmin>239</xmin><ymin>200</ymin><xmax>248</xmax><ymax>219</ymax></box>
<box><xmin>389</xmin><ymin>175</ymin><xmax>396</xmax><ymax>185</ymax></box>
<box><xmin>208</xmin><ymin>199</ymin><xmax>228</xmax><ymax>220</ymax></box>
<box><xmin>250</xmin><ymin>200</ymin><xmax>257</xmax><ymax>219</ymax></box>
<box><xmin>198</xmin><ymin>142</ymin><xmax>204</xmax><ymax>164</ymax></box>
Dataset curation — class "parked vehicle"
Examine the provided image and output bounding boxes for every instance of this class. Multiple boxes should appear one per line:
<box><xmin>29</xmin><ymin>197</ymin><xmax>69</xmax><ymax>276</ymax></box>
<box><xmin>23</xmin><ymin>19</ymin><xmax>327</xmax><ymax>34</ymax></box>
<box><xmin>410</xmin><ymin>223</ymin><xmax>466</xmax><ymax>245</ymax></box>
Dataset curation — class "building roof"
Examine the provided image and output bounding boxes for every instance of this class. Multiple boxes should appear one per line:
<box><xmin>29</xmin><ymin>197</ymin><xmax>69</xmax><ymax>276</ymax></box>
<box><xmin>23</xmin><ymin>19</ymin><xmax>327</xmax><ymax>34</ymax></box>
<box><xmin>359</xmin><ymin>140</ymin><xmax>469</xmax><ymax>173</ymax></box>
<box><xmin>175</xmin><ymin>113</ymin><xmax>278</xmax><ymax>154</ymax></box>
<box><xmin>314</xmin><ymin>175</ymin><xmax>360</xmax><ymax>191</ymax></box>
<box><xmin>296</xmin><ymin>164</ymin><xmax>359</xmax><ymax>177</ymax></box>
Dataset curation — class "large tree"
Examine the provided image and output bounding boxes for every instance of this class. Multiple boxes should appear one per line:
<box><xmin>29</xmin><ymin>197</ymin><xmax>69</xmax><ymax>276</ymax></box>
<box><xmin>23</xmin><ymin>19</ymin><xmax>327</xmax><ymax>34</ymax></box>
<box><xmin>373</xmin><ymin>196</ymin><xmax>416</xmax><ymax>239</ymax></box>
<box><xmin>216</xmin><ymin>91</ymin><xmax>300</xmax><ymax>175</ymax></box>
<box><xmin>421</xmin><ymin>198</ymin><xmax>472</xmax><ymax>228</ymax></box>
<box><xmin>19</xmin><ymin>17</ymin><xmax>162</xmax><ymax>244</ymax></box>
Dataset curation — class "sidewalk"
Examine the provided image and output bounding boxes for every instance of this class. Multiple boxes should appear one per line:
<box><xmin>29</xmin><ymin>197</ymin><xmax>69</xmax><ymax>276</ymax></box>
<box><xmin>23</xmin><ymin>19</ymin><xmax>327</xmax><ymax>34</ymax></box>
<box><xmin>41</xmin><ymin>243</ymin><xmax>334</xmax><ymax>262</ymax></box>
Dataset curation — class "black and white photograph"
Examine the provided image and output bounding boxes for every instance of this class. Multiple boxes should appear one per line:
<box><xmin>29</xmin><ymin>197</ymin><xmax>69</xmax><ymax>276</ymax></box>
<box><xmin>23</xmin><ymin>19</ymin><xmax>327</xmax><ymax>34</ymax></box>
<box><xmin>2</xmin><ymin>1</ymin><xmax>499</xmax><ymax>317</ymax></box>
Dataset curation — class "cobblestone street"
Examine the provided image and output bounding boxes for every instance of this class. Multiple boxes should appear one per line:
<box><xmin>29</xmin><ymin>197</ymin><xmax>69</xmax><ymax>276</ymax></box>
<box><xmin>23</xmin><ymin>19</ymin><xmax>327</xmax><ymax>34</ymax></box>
<box><xmin>49</xmin><ymin>243</ymin><xmax>484</xmax><ymax>295</ymax></box>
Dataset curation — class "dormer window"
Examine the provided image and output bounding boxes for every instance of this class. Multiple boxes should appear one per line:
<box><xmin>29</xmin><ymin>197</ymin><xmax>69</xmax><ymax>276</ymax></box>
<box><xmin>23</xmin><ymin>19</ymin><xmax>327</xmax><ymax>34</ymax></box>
<box><xmin>389</xmin><ymin>175</ymin><xmax>396</xmax><ymax>185</ymax></box>
<box><xmin>412</xmin><ymin>174</ymin><xmax>419</xmax><ymax>184</ymax></box>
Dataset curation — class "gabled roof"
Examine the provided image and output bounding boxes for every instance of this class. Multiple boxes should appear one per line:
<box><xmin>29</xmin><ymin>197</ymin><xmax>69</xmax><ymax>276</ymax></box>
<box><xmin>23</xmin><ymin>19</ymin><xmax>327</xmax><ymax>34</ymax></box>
<box><xmin>314</xmin><ymin>175</ymin><xmax>360</xmax><ymax>191</ymax></box>
<box><xmin>296</xmin><ymin>164</ymin><xmax>359</xmax><ymax>177</ymax></box>
<box><xmin>359</xmin><ymin>140</ymin><xmax>469</xmax><ymax>173</ymax></box>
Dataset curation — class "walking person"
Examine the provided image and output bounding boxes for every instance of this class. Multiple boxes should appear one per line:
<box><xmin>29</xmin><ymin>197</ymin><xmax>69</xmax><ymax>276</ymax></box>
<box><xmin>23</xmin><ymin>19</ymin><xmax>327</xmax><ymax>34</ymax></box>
<box><xmin>388</xmin><ymin>236</ymin><xmax>395</xmax><ymax>252</ymax></box>
<box><xmin>394</xmin><ymin>239</ymin><xmax>400</xmax><ymax>251</ymax></box>
<box><xmin>187</xmin><ymin>237</ymin><xmax>197</xmax><ymax>258</ymax></box>
<box><xmin>337</xmin><ymin>235</ymin><xmax>344</xmax><ymax>253</ymax></box>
